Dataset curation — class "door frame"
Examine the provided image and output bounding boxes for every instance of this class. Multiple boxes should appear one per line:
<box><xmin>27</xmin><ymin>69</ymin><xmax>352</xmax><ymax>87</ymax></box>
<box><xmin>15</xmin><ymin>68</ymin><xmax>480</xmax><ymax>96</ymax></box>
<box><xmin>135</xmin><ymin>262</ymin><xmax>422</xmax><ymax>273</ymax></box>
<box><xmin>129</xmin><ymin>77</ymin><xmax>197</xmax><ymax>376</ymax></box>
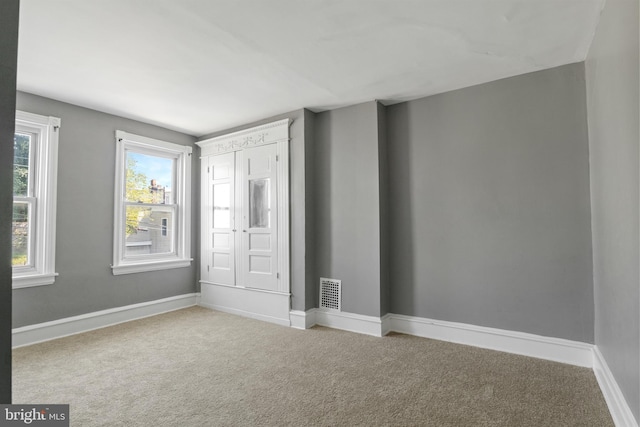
<box><xmin>197</xmin><ymin>119</ymin><xmax>291</xmax><ymax>295</ymax></box>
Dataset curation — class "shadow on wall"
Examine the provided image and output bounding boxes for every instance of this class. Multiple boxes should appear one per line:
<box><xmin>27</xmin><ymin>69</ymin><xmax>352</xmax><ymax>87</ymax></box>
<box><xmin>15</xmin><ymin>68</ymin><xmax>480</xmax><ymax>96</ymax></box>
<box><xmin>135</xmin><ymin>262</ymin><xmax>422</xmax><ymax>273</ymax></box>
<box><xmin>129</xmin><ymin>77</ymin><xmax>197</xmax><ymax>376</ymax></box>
<box><xmin>386</xmin><ymin>102</ymin><xmax>417</xmax><ymax>314</ymax></box>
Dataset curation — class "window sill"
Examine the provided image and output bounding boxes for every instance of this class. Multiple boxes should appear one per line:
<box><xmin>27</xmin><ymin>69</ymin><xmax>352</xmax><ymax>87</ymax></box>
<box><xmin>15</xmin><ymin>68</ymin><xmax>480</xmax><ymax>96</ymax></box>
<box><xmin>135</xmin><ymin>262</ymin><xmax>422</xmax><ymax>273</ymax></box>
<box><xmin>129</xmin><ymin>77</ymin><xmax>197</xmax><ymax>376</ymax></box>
<box><xmin>13</xmin><ymin>272</ymin><xmax>58</xmax><ymax>289</ymax></box>
<box><xmin>111</xmin><ymin>259</ymin><xmax>192</xmax><ymax>276</ymax></box>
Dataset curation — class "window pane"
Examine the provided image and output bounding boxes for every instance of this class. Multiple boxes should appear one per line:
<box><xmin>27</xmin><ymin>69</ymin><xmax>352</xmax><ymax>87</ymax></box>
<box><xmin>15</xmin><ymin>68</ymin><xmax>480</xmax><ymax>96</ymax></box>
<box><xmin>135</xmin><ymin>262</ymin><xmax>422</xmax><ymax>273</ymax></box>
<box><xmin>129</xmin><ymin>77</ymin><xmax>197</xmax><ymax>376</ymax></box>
<box><xmin>125</xmin><ymin>151</ymin><xmax>174</xmax><ymax>204</ymax></box>
<box><xmin>125</xmin><ymin>206</ymin><xmax>174</xmax><ymax>256</ymax></box>
<box><xmin>13</xmin><ymin>133</ymin><xmax>31</xmax><ymax>197</ymax></box>
<box><xmin>249</xmin><ymin>178</ymin><xmax>270</xmax><ymax>228</ymax></box>
<box><xmin>213</xmin><ymin>183</ymin><xmax>230</xmax><ymax>229</ymax></box>
<box><xmin>12</xmin><ymin>202</ymin><xmax>30</xmax><ymax>266</ymax></box>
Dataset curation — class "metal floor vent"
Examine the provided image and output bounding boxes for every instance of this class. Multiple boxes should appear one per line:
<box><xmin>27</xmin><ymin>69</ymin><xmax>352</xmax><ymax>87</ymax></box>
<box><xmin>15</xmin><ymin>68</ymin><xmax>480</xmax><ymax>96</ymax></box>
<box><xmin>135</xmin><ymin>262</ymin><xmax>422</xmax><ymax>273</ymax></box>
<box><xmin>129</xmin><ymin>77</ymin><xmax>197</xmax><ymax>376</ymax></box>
<box><xmin>319</xmin><ymin>278</ymin><xmax>341</xmax><ymax>311</ymax></box>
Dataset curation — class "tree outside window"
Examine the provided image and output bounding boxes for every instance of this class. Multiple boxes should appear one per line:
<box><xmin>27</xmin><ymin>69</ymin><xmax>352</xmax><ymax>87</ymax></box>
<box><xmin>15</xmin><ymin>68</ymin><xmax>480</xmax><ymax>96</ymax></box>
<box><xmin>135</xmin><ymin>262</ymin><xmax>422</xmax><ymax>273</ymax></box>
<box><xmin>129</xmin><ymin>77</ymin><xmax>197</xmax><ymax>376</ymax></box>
<box><xmin>12</xmin><ymin>132</ymin><xmax>31</xmax><ymax>266</ymax></box>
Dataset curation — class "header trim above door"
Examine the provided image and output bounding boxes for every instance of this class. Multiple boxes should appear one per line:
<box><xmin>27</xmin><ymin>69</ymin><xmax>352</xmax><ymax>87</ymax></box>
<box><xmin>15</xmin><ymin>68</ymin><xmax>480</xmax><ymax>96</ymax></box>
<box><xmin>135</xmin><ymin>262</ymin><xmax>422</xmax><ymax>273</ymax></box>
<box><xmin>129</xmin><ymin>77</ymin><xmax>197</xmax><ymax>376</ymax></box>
<box><xmin>197</xmin><ymin>119</ymin><xmax>292</xmax><ymax>157</ymax></box>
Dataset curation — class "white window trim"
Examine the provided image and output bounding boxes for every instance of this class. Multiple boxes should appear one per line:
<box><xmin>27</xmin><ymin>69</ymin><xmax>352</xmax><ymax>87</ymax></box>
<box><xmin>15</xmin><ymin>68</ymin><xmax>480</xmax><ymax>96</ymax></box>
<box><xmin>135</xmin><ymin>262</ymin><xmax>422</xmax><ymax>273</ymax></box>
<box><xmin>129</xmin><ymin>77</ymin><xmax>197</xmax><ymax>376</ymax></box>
<box><xmin>112</xmin><ymin>130</ymin><xmax>192</xmax><ymax>275</ymax></box>
<box><xmin>13</xmin><ymin>111</ymin><xmax>60</xmax><ymax>289</ymax></box>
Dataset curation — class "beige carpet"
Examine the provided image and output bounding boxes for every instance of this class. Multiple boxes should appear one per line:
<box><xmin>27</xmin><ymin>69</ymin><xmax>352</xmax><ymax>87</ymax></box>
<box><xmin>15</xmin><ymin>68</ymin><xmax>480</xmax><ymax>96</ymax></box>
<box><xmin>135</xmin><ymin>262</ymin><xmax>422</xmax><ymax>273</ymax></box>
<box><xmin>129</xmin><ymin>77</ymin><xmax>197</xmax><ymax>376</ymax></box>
<box><xmin>13</xmin><ymin>306</ymin><xmax>613</xmax><ymax>426</ymax></box>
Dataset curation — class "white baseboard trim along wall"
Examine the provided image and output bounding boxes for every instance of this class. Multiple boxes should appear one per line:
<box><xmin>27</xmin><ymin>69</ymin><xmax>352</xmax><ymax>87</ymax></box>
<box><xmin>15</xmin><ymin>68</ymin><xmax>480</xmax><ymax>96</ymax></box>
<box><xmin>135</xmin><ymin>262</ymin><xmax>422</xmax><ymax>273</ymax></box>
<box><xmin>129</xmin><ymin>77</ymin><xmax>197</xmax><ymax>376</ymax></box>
<box><xmin>10</xmin><ymin>297</ymin><xmax>636</xmax><ymax>426</ymax></box>
<box><xmin>289</xmin><ymin>310</ymin><xmax>314</xmax><ymax>329</ymax></box>
<box><xmin>314</xmin><ymin>309</ymin><xmax>383</xmax><ymax>336</ymax></box>
<box><xmin>199</xmin><ymin>282</ymin><xmax>291</xmax><ymax>327</ymax></box>
<box><xmin>12</xmin><ymin>293</ymin><xmax>198</xmax><ymax>348</ymax></box>
<box><xmin>388</xmin><ymin>314</ymin><xmax>594</xmax><ymax>367</ymax></box>
<box><xmin>290</xmin><ymin>308</ymin><xmax>638</xmax><ymax>427</ymax></box>
<box><xmin>592</xmin><ymin>347</ymin><xmax>639</xmax><ymax>427</ymax></box>
<box><xmin>294</xmin><ymin>309</ymin><xmax>593</xmax><ymax>365</ymax></box>
<box><xmin>292</xmin><ymin>309</ymin><xmax>383</xmax><ymax>335</ymax></box>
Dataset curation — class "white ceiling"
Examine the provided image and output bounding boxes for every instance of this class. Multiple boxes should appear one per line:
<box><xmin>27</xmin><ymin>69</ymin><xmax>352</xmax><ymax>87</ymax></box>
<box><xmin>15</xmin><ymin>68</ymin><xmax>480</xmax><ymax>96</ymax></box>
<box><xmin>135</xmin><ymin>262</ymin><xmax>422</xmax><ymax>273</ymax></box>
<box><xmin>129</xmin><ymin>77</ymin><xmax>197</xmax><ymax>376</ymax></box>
<box><xmin>17</xmin><ymin>0</ymin><xmax>604</xmax><ymax>137</ymax></box>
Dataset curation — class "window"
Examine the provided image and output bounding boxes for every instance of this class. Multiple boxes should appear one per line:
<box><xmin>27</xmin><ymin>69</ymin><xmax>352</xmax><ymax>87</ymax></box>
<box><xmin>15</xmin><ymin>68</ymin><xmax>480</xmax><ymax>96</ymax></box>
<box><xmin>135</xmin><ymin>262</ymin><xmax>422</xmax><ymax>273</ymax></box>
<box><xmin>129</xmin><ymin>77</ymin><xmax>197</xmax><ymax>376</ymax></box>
<box><xmin>12</xmin><ymin>111</ymin><xmax>60</xmax><ymax>288</ymax></box>
<box><xmin>112</xmin><ymin>131</ymin><xmax>192</xmax><ymax>275</ymax></box>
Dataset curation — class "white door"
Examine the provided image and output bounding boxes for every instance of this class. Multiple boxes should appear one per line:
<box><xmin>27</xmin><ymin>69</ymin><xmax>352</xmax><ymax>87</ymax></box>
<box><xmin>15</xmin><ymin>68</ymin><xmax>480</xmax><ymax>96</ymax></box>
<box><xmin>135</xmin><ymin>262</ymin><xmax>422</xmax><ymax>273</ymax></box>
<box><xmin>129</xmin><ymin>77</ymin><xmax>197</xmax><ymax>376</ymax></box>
<box><xmin>207</xmin><ymin>152</ymin><xmax>236</xmax><ymax>286</ymax></box>
<box><xmin>241</xmin><ymin>144</ymin><xmax>278</xmax><ymax>291</ymax></box>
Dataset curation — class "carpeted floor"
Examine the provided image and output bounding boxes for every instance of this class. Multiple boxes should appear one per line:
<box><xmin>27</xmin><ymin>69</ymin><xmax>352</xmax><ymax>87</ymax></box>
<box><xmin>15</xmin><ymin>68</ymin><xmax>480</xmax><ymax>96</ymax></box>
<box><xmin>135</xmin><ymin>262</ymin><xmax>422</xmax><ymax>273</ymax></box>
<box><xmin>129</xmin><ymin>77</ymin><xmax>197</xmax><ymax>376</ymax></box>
<box><xmin>13</xmin><ymin>306</ymin><xmax>613</xmax><ymax>426</ymax></box>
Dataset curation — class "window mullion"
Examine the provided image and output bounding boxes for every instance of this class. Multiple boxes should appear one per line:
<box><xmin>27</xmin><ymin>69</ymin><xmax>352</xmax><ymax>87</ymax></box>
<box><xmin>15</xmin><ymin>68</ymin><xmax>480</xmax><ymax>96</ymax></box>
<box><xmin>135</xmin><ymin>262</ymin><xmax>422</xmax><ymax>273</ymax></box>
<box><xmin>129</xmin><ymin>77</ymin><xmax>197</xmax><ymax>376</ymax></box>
<box><xmin>123</xmin><ymin>202</ymin><xmax>177</xmax><ymax>208</ymax></box>
<box><xmin>13</xmin><ymin>196</ymin><xmax>36</xmax><ymax>203</ymax></box>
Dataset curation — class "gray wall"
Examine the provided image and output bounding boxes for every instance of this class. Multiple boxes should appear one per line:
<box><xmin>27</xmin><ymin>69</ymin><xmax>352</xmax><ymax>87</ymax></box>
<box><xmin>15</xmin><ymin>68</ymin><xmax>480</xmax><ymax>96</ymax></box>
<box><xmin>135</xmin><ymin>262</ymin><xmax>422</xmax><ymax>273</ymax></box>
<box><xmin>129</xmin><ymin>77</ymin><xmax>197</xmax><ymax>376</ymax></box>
<box><xmin>198</xmin><ymin>109</ymin><xmax>312</xmax><ymax>311</ymax></box>
<box><xmin>13</xmin><ymin>92</ymin><xmax>198</xmax><ymax>328</ymax></box>
<box><xmin>387</xmin><ymin>63</ymin><xmax>594</xmax><ymax>342</ymax></box>
<box><xmin>377</xmin><ymin>102</ymin><xmax>390</xmax><ymax>316</ymax></box>
<box><xmin>0</xmin><ymin>0</ymin><xmax>19</xmax><ymax>403</ymax></box>
<box><xmin>585</xmin><ymin>0</ymin><xmax>640</xmax><ymax>420</ymax></box>
<box><xmin>314</xmin><ymin>101</ymin><xmax>385</xmax><ymax>317</ymax></box>
<box><xmin>304</xmin><ymin>109</ymin><xmax>317</xmax><ymax>310</ymax></box>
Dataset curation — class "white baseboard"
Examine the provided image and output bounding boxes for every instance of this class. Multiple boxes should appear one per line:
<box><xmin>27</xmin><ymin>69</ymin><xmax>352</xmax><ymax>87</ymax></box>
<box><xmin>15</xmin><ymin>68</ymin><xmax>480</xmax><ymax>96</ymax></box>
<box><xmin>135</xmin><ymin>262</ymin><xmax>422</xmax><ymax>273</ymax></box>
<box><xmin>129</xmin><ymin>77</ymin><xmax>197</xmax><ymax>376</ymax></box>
<box><xmin>13</xmin><ymin>294</ymin><xmax>636</xmax><ymax>426</ymax></box>
<box><xmin>200</xmin><ymin>301</ymin><xmax>291</xmax><ymax>327</ymax></box>
<box><xmin>593</xmin><ymin>347</ymin><xmax>639</xmax><ymax>427</ymax></box>
<box><xmin>289</xmin><ymin>310</ymin><xmax>307</xmax><ymax>329</ymax></box>
<box><xmin>287</xmin><ymin>310</ymin><xmax>592</xmax><ymax>366</ymax></box>
<box><xmin>312</xmin><ymin>308</ymin><xmax>383</xmax><ymax>337</ymax></box>
<box><xmin>388</xmin><ymin>314</ymin><xmax>594</xmax><ymax>367</ymax></box>
<box><xmin>199</xmin><ymin>282</ymin><xmax>291</xmax><ymax>327</ymax></box>
<box><xmin>381</xmin><ymin>313</ymin><xmax>392</xmax><ymax>336</ymax></box>
<box><xmin>294</xmin><ymin>310</ymin><xmax>635</xmax><ymax>426</ymax></box>
<box><xmin>291</xmin><ymin>309</ymin><xmax>593</xmax><ymax>367</ymax></box>
<box><xmin>289</xmin><ymin>309</ymin><xmax>317</xmax><ymax>329</ymax></box>
<box><xmin>12</xmin><ymin>293</ymin><xmax>198</xmax><ymax>348</ymax></box>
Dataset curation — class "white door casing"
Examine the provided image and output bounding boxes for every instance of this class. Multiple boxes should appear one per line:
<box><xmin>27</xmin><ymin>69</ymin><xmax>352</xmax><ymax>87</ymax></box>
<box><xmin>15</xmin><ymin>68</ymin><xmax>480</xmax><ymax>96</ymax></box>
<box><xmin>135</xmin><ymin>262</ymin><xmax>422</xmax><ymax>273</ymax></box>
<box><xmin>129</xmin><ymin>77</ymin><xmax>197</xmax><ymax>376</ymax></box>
<box><xmin>197</xmin><ymin>119</ymin><xmax>291</xmax><ymax>306</ymax></box>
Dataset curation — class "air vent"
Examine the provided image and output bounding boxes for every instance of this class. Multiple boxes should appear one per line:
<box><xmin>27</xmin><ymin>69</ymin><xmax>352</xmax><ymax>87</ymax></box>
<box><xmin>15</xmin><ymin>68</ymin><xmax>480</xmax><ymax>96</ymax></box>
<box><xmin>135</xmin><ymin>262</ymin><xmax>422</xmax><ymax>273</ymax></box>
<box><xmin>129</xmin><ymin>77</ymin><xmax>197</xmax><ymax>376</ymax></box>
<box><xmin>319</xmin><ymin>278</ymin><xmax>341</xmax><ymax>311</ymax></box>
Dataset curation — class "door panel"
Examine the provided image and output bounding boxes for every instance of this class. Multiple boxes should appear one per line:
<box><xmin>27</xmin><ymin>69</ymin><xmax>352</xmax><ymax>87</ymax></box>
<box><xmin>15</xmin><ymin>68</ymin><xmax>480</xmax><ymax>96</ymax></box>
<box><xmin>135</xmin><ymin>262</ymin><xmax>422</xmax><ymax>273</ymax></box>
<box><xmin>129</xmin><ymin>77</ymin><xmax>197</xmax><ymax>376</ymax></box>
<box><xmin>212</xmin><ymin>252</ymin><xmax>231</xmax><ymax>269</ymax></box>
<box><xmin>242</xmin><ymin>144</ymin><xmax>278</xmax><ymax>291</ymax></box>
<box><xmin>213</xmin><ymin>233</ymin><xmax>230</xmax><ymax>248</ymax></box>
<box><xmin>249</xmin><ymin>255</ymin><xmax>271</xmax><ymax>273</ymax></box>
<box><xmin>209</xmin><ymin>153</ymin><xmax>235</xmax><ymax>286</ymax></box>
<box><xmin>249</xmin><ymin>234</ymin><xmax>271</xmax><ymax>251</ymax></box>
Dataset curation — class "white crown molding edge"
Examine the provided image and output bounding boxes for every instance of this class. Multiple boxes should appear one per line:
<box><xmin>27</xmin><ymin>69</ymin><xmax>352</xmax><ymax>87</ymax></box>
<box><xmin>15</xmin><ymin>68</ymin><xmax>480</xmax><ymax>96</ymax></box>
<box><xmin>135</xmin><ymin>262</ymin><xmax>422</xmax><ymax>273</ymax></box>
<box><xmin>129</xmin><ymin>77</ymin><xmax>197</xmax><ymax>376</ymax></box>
<box><xmin>593</xmin><ymin>346</ymin><xmax>639</xmax><ymax>427</ymax></box>
<box><xmin>12</xmin><ymin>293</ymin><xmax>198</xmax><ymax>348</ymax></box>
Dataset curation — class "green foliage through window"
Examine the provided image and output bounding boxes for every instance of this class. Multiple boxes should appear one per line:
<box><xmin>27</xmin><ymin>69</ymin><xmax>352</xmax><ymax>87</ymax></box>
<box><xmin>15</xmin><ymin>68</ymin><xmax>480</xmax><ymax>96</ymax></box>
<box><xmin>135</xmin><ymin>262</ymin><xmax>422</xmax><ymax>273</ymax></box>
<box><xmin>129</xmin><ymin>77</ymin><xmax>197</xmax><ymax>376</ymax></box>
<box><xmin>12</xmin><ymin>133</ymin><xmax>31</xmax><ymax>266</ymax></box>
<box><xmin>125</xmin><ymin>157</ymin><xmax>153</xmax><ymax>236</ymax></box>
<box><xmin>13</xmin><ymin>133</ymin><xmax>30</xmax><ymax>196</ymax></box>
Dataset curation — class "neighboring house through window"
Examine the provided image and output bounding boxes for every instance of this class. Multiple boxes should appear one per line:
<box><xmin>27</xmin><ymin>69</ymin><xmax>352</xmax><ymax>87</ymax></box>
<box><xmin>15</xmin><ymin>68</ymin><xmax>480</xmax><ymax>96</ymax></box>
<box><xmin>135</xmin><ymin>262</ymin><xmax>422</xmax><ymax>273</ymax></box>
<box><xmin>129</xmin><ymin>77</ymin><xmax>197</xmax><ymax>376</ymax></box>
<box><xmin>112</xmin><ymin>131</ymin><xmax>192</xmax><ymax>275</ymax></box>
<box><xmin>12</xmin><ymin>111</ymin><xmax>60</xmax><ymax>288</ymax></box>
<box><xmin>161</xmin><ymin>218</ymin><xmax>168</xmax><ymax>237</ymax></box>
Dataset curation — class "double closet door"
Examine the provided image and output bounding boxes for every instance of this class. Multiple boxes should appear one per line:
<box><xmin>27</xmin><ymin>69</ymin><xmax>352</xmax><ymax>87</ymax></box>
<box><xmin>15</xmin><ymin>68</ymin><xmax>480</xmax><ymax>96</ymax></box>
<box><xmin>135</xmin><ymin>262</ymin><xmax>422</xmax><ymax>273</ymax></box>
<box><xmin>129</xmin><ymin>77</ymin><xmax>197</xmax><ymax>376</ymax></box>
<box><xmin>202</xmin><ymin>143</ymin><xmax>279</xmax><ymax>292</ymax></box>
